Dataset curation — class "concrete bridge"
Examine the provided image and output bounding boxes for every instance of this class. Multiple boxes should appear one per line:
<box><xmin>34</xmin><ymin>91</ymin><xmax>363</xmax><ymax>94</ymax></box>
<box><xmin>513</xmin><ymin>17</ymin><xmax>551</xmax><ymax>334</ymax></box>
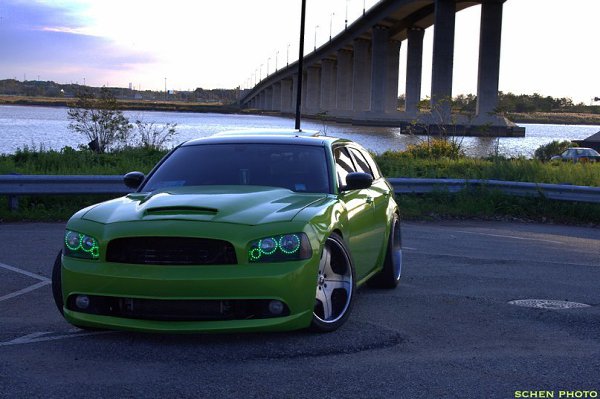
<box><xmin>239</xmin><ymin>0</ymin><xmax>525</xmax><ymax>136</ymax></box>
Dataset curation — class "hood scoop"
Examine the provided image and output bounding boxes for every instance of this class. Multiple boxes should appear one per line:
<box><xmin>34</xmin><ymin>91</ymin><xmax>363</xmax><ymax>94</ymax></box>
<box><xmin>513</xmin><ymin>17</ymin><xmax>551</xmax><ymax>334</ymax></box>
<box><xmin>144</xmin><ymin>206</ymin><xmax>218</xmax><ymax>216</ymax></box>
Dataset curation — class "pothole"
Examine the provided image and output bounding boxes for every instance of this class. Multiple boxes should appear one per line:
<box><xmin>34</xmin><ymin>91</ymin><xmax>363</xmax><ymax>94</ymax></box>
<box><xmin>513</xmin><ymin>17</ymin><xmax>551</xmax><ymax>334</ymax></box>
<box><xmin>508</xmin><ymin>299</ymin><xmax>592</xmax><ymax>310</ymax></box>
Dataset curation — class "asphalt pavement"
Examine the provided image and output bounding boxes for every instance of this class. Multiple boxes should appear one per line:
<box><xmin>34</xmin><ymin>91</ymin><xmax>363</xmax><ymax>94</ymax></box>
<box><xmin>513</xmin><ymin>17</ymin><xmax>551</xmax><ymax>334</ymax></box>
<box><xmin>0</xmin><ymin>221</ymin><xmax>599</xmax><ymax>399</ymax></box>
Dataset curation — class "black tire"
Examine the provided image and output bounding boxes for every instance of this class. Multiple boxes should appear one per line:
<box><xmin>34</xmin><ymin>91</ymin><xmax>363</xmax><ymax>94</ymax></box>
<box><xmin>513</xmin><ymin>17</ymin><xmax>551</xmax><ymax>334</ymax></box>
<box><xmin>52</xmin><ymin>250</ymin><xmax>64</xmax><ymax>315</ymax></box>
<box><xmin>368</xmin><ymin>214</ymin><xmax>402</xmax><ymax>289</ymax></box>
<box><xmin>310</xmin><ymin>232</ymin><xmax>356</xmax><ymax>332</ymax></box>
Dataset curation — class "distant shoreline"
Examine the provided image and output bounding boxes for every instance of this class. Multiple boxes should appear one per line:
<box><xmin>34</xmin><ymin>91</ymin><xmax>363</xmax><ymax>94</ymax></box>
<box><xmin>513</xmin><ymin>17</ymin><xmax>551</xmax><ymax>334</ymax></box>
<box><xmin>0</xmin><ymin>95</ymin><xmax>240</xmax><ymax>114</ymax></box>
<box><xmin>2</xmin><ymin>95</ymin><xmax>600</xmax><ymax>127</ymax></box>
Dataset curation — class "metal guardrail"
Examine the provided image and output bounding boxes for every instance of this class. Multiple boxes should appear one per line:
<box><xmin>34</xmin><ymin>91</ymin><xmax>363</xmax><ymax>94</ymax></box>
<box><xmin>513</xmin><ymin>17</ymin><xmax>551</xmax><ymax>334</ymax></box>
<box><xmin>0</xmin><ymin>175</ymin><xmax>130</xmax><ymax>211</ymax></box>
<box><xmin>388</xmin><ymin>178</ymin><xmax>600</xmax><ymax>203</ymax></box>
<box><xmin>1</xmin><ymin>175</ymin><xmax>600</xmax><ymax>211</ymax></box>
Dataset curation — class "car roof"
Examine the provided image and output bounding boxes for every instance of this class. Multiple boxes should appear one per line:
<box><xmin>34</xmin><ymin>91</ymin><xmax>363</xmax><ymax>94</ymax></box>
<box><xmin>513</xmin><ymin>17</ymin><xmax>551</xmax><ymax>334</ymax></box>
<box><xmin>212</xmin><ymin>128</ymin><xmax>321</xmax><ymax>137</ymax></box>
<box><xmin>182</xmin><ymin>129</ymin><xmax>352</xmax><ymax>147</ymax></box>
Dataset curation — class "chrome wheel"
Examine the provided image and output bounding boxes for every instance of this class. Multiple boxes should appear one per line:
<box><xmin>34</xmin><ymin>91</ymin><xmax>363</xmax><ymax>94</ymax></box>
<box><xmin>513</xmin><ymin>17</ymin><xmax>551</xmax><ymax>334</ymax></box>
<box><xmin>313</xmin><ymin>235</ymin><xmax>354</xmax><ymax>326</ymax></box>
<box><xmin>390</xmin><ymin>218</ymin><xmax>403</xmax><ymax>281</ymax></box>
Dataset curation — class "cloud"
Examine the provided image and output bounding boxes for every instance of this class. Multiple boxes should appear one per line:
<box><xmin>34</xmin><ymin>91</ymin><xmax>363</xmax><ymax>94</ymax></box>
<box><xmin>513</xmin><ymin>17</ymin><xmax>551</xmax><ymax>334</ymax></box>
<box><xmin>0</xmin><ymin>0</ymin><xmax>155</xmax><ymax>82</ymax></box>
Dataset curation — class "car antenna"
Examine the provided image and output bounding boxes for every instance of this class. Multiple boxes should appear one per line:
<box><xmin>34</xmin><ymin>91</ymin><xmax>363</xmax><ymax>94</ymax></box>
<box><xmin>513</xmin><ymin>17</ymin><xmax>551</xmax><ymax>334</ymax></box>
<box><xmin>294</xmin><ymin>0</ymin><xmax>307</xmax><ymax>132</ymax></box>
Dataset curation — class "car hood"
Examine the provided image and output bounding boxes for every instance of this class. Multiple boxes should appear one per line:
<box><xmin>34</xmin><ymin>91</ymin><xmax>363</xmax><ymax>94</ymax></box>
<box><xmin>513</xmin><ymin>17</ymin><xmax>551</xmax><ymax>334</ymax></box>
<box><xmin>82</xmin><ymin>186</ymin><xmax>328</xmax><ymax>226</ymax></box>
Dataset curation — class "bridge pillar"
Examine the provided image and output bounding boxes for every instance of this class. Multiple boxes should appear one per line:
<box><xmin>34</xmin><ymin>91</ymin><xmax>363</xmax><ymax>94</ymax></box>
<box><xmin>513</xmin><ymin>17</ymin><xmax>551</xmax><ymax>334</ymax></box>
<box><xmin>272</xmin><ymin>83</ymin><xmax>281</xmax><ymax>111</ymax></box>
<box><xmin>431</xmin><ymin>0</ymin><xmax>456</xmax><ymax>120</ymax></box>
<box><xmin>265</xmin><ymin>87</ymin><xmax>273</xmax><ymax>110</ymax></box>
<box><xmin>281</xmin><ymin>79</ymin><xmax>293</xmax><ymax>113</ymax></box>
<box><xmin>385</xmin><ymin>40</ymin><xmax>401</xmax><ymax>113</ymax></box>
<box><xmin>405</xmin><ymin>27</ymin><xmax>425</xmax><ymax>115</ymax></box>
<box><xmin>306</xmin><ymin>65</ymin><xmax>321</xmax><ymax>113</ymax></box>
<box><xmin>320</xmin><ymin>59</ymin><xmax>337</xmax><ymax>112</ymax></box>
<box><xmin>301</xmin><ymin>70</ymin><xmax>308</xmax><ymax>113</ymax></box>
<box><xmin>370</xmin><ymin>25</ymin><xmax>389</xmax><ymax>114</ymax></box>
<box><xmin>352</xmin><ymin>38</ymin><xmax>371</xmax><ymax>112</ymax></box>
<box><xmin>335</xmin><ymin>49</ymin><xmax>353</xmax><ymax>112</ymax></box>
<box><xmin>259</xmin><ymin>91</ymin><xmax>266</xmax><ymax>110</ymax></box>
<box><xmin>475</xmin><ymin>0</ymin><xmax>505</xmax><ymax>121</ymax></box>
<box><xmin>292</xmin><ymin>73</ymin><xmax>298</xmax><ymax>112</ymax></box>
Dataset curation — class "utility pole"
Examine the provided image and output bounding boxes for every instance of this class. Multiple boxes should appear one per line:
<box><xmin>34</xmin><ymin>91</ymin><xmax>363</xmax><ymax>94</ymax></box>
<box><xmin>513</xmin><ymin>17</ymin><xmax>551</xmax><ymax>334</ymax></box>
<box><xmin>330</xmin><ymin>12</ymin><xmax>335</xmax><ymax>41</ymax></box>
<box><xmin>295</xmin><ymin>0</ymin><xmax>306</xmax><ymax>130</ymax></box>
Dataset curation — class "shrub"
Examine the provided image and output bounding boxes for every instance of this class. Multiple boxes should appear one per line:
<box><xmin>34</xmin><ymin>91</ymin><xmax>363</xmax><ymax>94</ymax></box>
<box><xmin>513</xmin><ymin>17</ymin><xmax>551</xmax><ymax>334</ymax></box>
<box><xmin>404</xmin><ymin>138</ymin><xmax>464</xmax><ymax>159</ymax></box>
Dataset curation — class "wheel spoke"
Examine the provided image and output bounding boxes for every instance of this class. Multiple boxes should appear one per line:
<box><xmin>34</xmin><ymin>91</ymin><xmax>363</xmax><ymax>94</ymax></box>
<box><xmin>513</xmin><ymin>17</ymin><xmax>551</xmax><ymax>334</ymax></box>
<box><xmin>318</xmin><ymin>246</ymin><xmax>331</xmax><ymax>274</ymax></box>
<box><xmin>324</xmin><ymin>279</ymin><xmax>351</xmax><ymax>295</ymax></box>
<box><xmin>316</xmin><ymin>286</ymin><xmax>333</xmax><ymax>320</ymax></box>
<box><xmin>322</xmin><ymin>256</ymin><xmax>346</xmax><ymax>281</ymax></box>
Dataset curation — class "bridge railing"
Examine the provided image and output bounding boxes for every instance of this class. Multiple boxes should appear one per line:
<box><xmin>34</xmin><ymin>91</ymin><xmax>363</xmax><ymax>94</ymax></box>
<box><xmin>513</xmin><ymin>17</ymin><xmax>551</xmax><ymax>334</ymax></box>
<box><xmin>1</xmin><ymin>175</ymin><xmax>599</xmax><ymax>211</ymax></box>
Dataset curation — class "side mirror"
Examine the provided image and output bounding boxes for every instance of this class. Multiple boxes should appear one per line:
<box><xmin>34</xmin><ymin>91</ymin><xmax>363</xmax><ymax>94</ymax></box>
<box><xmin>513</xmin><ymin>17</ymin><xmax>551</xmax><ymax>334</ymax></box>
<box><xmin>123</xmin><ymin>171</ymin><xmax>145</xmax><ymax>189</ymax></box>
<box><xmin>343</xmin><ymin>172</ymin><xmax>373</xmax><ymax>191</ymax></box>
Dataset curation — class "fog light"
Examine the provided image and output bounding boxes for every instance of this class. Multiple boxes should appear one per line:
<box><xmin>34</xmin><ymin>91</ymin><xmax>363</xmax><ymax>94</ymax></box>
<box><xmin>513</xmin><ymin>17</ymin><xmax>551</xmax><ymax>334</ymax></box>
<box><xmin>268</xmin><ymin>300</ymin><xmax>284</xmax><ymax>315</ymax></box>
<box><xmin>75</xmin><ymin>295</ymin><xmax>90</xmax><ymax>310</ymax></box>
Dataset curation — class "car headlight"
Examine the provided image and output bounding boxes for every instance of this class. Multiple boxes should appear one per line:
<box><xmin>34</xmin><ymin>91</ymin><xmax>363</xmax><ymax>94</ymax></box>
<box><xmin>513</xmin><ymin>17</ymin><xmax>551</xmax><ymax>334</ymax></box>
<box><xmin>64</xmin><ymin>230</ymin><xmax>100</xmax><ymax>260</ymax></box>
<box><xmin>248</xmin><ymin>233</ymin><xmax>312</xmax><ymax>263</ymax></box>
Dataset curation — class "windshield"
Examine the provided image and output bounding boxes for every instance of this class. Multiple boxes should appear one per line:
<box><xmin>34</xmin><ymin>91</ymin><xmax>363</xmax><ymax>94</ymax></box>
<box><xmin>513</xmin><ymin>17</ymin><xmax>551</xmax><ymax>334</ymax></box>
<box><xmin>142</xmin><ymin>143</ymin><xmax>331</xmax><ymax>193</ymax></box>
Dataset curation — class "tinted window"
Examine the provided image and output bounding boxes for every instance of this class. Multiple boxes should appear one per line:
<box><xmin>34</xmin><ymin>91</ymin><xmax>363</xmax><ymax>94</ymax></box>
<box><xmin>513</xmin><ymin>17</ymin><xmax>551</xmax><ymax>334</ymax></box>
<box><xmin>348</xmin><ymin>148</ymin><xmax>373</xmax><ymax>176</ymax></box>
<box><xmin>143</xmin><ymin>144</ymin><xmax>330</xmax><ymax>193</ymax></box>
<box><xmin>334</xmin><ymin>147</ymin><xmax>356</xmax><ymax>187</ymax></box>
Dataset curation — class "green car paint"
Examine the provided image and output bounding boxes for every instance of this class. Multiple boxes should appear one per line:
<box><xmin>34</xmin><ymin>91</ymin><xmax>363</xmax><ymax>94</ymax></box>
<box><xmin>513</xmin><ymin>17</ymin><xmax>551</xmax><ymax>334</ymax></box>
<box><xmin>56</xmin><ymin>133</ymin><xmax>401</xmax><ymax>332</ymax></box>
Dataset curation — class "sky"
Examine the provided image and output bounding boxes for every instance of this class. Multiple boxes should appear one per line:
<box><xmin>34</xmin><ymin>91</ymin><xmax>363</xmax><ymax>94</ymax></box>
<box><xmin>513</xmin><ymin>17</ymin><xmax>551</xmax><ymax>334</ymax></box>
<box><xmin>0</xmin><ymin>0</ymin><xmax>599</xmax><ymax>103</ymax></box>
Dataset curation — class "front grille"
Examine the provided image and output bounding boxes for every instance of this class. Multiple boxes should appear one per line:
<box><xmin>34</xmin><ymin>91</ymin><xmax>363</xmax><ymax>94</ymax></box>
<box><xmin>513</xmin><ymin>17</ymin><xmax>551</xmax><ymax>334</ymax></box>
<box><xmin>66</xmin><ymin>295</ymin><xmax>290</xmax><ymax>321</ymax></box>
<box><xmin>106</xmin><ymin>237</ymin><xmax>237</xmax><ymax>265</ymax></box>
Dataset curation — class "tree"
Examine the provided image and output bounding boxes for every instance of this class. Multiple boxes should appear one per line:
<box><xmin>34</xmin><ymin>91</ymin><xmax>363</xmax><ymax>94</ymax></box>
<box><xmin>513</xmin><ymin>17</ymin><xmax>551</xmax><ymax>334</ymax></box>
<box><xmin>67</xmin><ymin>87</ymin><xmax>132</xmax><ymax>153</ymax></box>
<box><xmin>133</xmin><ymin>120</ymin><xmax>178</xmax><ymax>150</ymax></box>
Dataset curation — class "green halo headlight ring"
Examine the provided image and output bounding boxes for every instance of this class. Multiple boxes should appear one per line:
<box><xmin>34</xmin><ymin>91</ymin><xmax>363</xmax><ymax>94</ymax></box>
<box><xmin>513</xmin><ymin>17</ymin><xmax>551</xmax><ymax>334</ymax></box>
<box><xmin>259</xmin><ymin>238</ymin><xmax>278</xmax><ymax>255</ymax></box>
<box><xmin>65</xmin><ymin>231</ymin><xmax>82</xmax><ymax>251</ymax></box>
<box><xmin>279</xmin><ymin>234</ymin><xmax>301</xmax><ymax>254</ymax></box>
<box><xmin>249</xmin><ymin>247</ymin><xmax>262</xmax><ymax>261</ymax></box>
<box><xmin>249</xmin><ymin>233</ymin><xmax>309</xmax><ymax>263</ymax></box>
<box><xmin>81</xmin><ymin>236</ymin><xmax>97</xmax><ymax>253</ymax></box>
<box><xmin>64</xmin><ymin>230</ymin><xmax>99</xmax><ymax>260</ymax></box>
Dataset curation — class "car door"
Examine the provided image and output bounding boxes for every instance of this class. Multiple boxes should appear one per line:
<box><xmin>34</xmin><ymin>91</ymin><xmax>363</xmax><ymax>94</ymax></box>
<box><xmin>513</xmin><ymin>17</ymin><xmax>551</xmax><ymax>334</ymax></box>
<box><xmin>347</xmin><ymin>147</ymin><xmax>389</xmax><ymax>263</ymax></box>
<box><xmin>334</xmin><ymin>146</ymin><xmax>381</xmax><ymax>280</ymax></box>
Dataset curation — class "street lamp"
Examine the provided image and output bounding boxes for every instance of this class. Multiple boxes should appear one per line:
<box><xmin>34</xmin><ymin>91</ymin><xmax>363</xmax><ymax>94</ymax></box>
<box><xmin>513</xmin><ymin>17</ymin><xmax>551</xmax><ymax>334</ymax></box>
<box><xmin>275</xmin><ymin>50</ymin><xmax>279</xmax><ymax>71</ymax></box>
<box><xmin>287</xmin><ymin>43</ymin><xmax>291</xmax><ymax>66</ymax></box>
<box><xmin>259</xmin><ymin>64</ymin><xmax>263</xmax><ymax>81</ymax></box>
<box><xmin>330</xmin><ymin>12</ymin><xmax>335</xmax><ymax>41</ymax></box>
<box><xmin>345</xmin><ymin>0</ymin><xmax>349</xmax><ymax>29</ymax></box>
<box><xmin>267</xmin><ymin>57</ymin><xmax>271</xmax><ymax>76</ymax></box>
<box><xmin>314</xmin><ymin>24</ymin><xmax>319</xmax><ymax>51</ymax></box>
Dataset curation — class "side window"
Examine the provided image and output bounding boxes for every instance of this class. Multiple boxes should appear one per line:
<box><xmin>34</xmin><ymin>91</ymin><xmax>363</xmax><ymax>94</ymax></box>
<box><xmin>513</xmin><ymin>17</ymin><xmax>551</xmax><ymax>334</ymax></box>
<box><xmin>348</xmin><ymin>148</ymin><xmax>374</xmax><ymax>176</ymax></box>
<box><xmin>354</xmin><ymin>148</ymin><xmax>382</xmax><ymax>179</ymax></box>
<box><xmin>334</xmin><ymin>147</ymin><xmax>356</xmax><ymax>187</ymax></box>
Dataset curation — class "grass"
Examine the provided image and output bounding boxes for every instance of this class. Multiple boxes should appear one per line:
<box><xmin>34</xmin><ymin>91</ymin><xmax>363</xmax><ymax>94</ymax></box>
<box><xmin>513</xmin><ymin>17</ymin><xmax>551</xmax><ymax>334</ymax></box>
<box><xmin>507</xmin><ymin>112</ymin><xmax>600</xmax><ymax>126</ymax></box>
<box><xmin>397</xmin><ymin>189</ymin><xmax>600</xmax><ymax>226</ymax></box>
<box><xmin>1</xmin><ymin>145</ymin><xmax>599</xmax><ymax>224</ymax></box>
<box><xmin>0</xmin><ymin>146</ymin><xmax>167</xmax><ymax>175</ymax></box>
<box><xmin>375</xmin><ymin>152</ymin><xmax>600</xmax><ymax>187</ymax></box>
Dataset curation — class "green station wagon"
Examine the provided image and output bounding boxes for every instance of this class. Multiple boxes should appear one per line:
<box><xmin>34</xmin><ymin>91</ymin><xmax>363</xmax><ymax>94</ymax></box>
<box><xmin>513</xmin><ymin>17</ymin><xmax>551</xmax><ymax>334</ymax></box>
<box><xmin>52</xmin><ymin>129</ymin><xmax>402</xmax><ymax>332</ymax></box>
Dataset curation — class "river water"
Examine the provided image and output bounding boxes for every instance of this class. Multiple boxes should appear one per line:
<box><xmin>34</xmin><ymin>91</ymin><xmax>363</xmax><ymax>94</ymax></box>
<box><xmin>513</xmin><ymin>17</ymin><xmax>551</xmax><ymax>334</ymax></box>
<box><xmin>1</xmin><ymin>104</ymin><xmax>599</xmax><ymax>157</ymax></box>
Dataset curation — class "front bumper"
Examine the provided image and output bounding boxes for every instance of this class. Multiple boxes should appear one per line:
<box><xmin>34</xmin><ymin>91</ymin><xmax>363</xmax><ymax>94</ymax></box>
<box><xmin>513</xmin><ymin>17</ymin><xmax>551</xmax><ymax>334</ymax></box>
<box><xmin>62</xmin><ymin>256</ymin><xmax>318</xmax><ymax>332</ymax></box>
<box><xmin>61</xmin><ymin>219</ymin><xmax>321</xmax><ymax>332</ymax></box>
